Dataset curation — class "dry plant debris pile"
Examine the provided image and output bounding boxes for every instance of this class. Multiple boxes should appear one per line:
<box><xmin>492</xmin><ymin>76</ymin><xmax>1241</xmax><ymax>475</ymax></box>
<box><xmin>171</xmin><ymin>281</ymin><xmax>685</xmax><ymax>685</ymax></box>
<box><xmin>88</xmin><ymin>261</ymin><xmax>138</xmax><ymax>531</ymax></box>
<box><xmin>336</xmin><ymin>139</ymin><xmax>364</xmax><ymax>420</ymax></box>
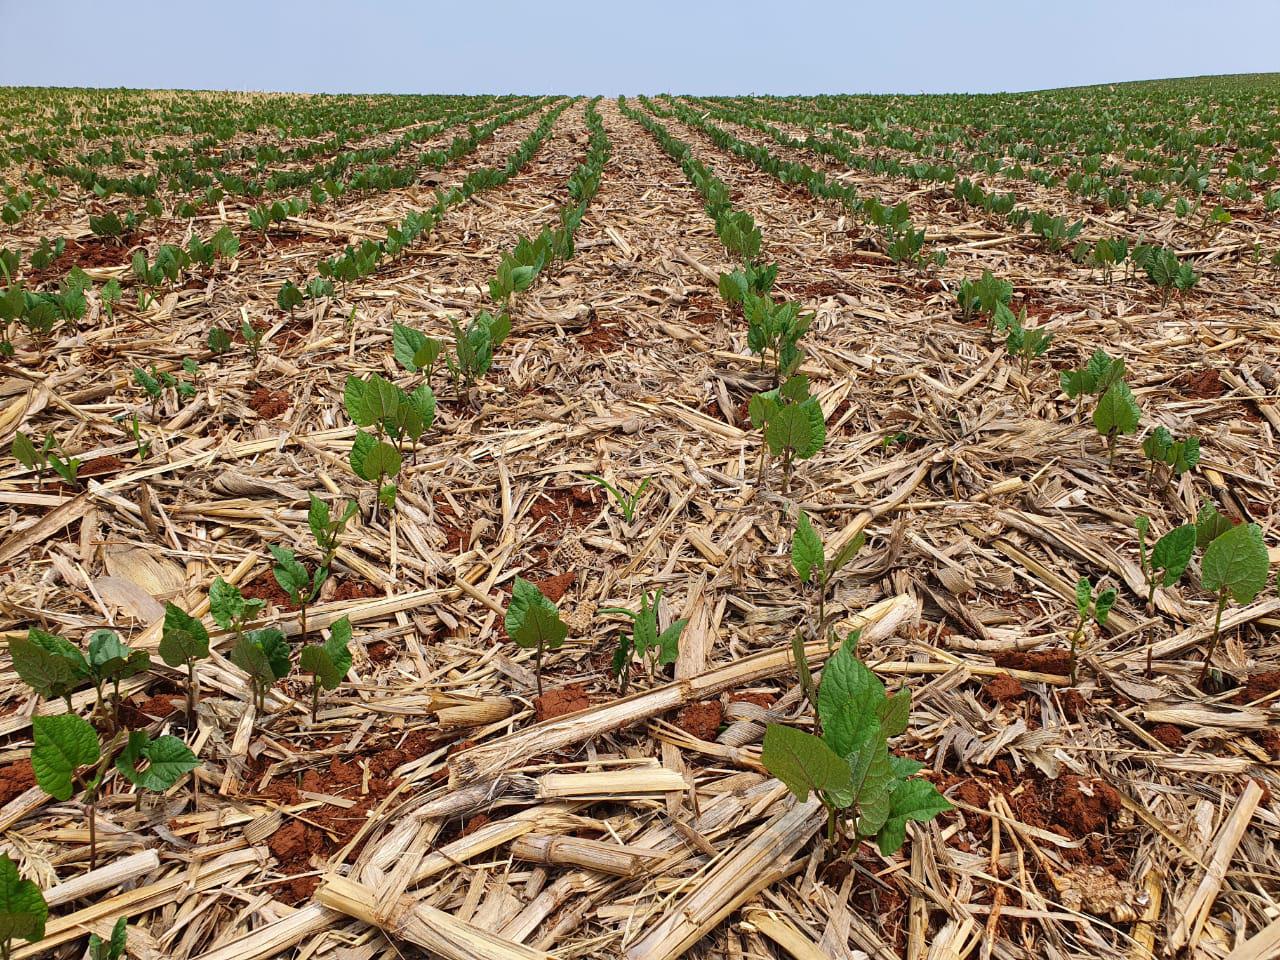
<box><xmin>0</xmin><ymin>77</ymin><xmax>1279</xmax><ymax>960</ymax></box>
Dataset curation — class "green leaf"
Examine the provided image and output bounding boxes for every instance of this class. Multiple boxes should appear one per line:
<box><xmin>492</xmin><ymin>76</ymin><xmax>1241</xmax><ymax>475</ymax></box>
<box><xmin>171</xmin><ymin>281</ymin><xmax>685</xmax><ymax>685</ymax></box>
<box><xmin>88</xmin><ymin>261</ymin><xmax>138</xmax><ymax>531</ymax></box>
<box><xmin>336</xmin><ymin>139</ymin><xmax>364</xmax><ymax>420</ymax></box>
<box><xmin>11</xmin><ymin>431</ymin><xmax>38</xmax><ymax>469</ymax></box>
<box><xmin>1151</xmin><ymin>524</ymin><xmax>1196</xmax><ymax>586</ymax></box>
<box><xmin>230</xmin><ymin>628</ymin><xmax>291</xmax><ymax>687</ymax></box>
<box><xmin>747</xmin><ymin>391</ymin><xmax>778</xmax><ymax>430</ymax></box>
<box><xmin>88</xmin><ymin>916</ymin><xmax>127</xmax><ymax>960</ymax></box>
<box><xmin>300</xmin><ymin>617</ymin><xmax>353</xmax><ymax>690</ymax></box>
<box><xmin>115</xmin><ymin>731</ymin><xmax>198</xmax><ymax>791</ymax></box>
<box><xmin>392</xmin><ymin>322</ymin><xmax>428</xmax><ymax>372</ymax></box>
<box><xmin>1203</xmin><ymin>522</ymin><xmax>1269</xmax><ymax>604</ymax></box>
<box><xmin>765</xmin><ymin>403</ymin><xmax>813</xmax><ymax>457</ymax></box>
<box><xmin>817</xmin><ymin>644</ymin><xmax>884</xmax><ymax>759</ymax></box>
<box><xmin>159</xmin><ymin>602</ymin><xmax>209</xmax><ymax>669</ymax></box>
<box><xmin>209</xmin><ymin>577</ymin><xmax>262</xmax><ymax>630</ymax></box>
<box><xmin>9</xmin><ymin>628</ymin><xmax>88</xmax><ymax>701</ymax></box>
<box><xmin>269</xmin><ymin>544</ymin><xmax>311</xmax><ymax>604</ymax></box>
<box><xmin>874</xmin><ymin>777</ymin><xmax>953</xmax><ymax>856</ymax></box>
<box><xmin>849</xmin><ymin>729</ymin><xmax>894</xmax><ymax>836</ymax></box>
<box><xmin>504</xmin><ymin>577</ymin><xmax>568</xmax><ymax>651</ymax></box>
<box><xmin>87</xmin><ymin>630</ymin><xmax>150</xmax><ymax>682</ymax></box>
<box><xmin>1075</xmin><ymin>578</ymin><xmax>1092</xmax><ymax>617</ymax></box>
<box><xmin>1093</xmin><ymin>380</ymin><xmax>1141</xmax><ymax>437</ymax></box>
<box><xmin>0</xmin><ymin>852</ymin><xmax>48</xmax><ymax>946</ymax></box>
<box><xmin>761</xmin><ymin>723</ymin><xmax>852</xmax><ymax>804</ymax></box>
<box><xmin>1094</xmin><ymin>589</ymin><xmax>1118</xmax><ymax>626</ymax></box>
<box><xmin>656</xmin><ymin>618</ymin><xmax>688</xmax><ymax>666</ymax></box>
<box><xmin>1196</xmin><ymin>501</ymin><xmax>1234</xmax><ymax>549</ymax></box>
<box><xmin>880</xmin><ymin>688</ymin><xmax>911</xmax><ymax>738</ymax></box>
<box><xmin>791</xmin><ymin>511</ymin><xmax>823</xmax><ymax>584</ymax></box>
<box><xmin>31</xmin><ymin>713</ymin><xmax>100</xmax><ymax>801</ymax></box>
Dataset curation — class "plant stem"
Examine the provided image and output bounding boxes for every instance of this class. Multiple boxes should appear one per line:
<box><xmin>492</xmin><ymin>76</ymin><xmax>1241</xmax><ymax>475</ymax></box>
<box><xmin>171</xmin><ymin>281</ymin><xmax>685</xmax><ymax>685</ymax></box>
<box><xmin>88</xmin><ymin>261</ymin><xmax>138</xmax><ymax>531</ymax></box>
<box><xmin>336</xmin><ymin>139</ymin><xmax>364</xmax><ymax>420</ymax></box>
<box><xmin>1107</xmin><ymin>431</ymin><xmax>1118</xmax><ymax>468</ymax></box>
<box><xmin>1198</xmin><ymin>588</ymin><xmax>1229</xmax><ymax>684</ymax></box>
<box><xmin>536</xmin><ymin>637</ymin><xmax>544</xmax><ymax>698</ymax></box>
<box><xmin>1069</xmin><ymin>617</ymin><xmax>1084</xmax><ymax>686</ymax></box>
<box><xmin>187</xmin><ymin>658</ymin><xmax>198</xmax><ymax>719</ymax></box>
<box><xmin>87</xmin><ymin>801</ymin><xmax>97</xmax><ymax>869</ymax></box>
<box><xmin>299</xmin><ymin>603</ymin><xmax>308</xmax><ymax>648</ymax></box>
<box><xmin>826</xmin><ymin>802</ymin><xmax>837</xmax><ymax>846</ymax></box>
<box><xmin>311</xmin><ymin>679</ymin><xmax>320</xmax><ymax>723</ymax></box>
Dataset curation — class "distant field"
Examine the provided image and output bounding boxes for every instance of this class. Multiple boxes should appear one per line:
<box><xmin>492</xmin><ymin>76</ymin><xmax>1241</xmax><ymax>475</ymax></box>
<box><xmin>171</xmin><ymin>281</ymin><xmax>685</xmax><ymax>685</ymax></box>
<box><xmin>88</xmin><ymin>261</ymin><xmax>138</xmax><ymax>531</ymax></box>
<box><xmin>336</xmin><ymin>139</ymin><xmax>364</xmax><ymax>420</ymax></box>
<box><xmin>2</xmin><ymin>77</ymin><xmax>1278</xmax><ymax>960</ymax></box>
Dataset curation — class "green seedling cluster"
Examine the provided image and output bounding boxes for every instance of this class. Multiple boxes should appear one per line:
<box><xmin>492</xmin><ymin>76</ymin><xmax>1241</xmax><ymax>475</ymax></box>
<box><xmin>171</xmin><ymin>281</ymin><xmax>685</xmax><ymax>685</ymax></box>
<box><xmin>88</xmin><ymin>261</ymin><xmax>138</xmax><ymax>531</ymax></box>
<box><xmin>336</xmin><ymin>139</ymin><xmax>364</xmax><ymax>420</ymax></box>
<box><xmin>791</xmin><ymin>510</ymin><xmax>865</xmax><ymax>649</ymax></box>
<box><xmin>600</xmin><ymin>590</ymin><xmax>687</xmax><ymax>694</ymax></box>
<box><xmin>11</xmin><ymin>430</ymin><xmax>81</xmax><ymax>489</ymax></box>
<box><xmin>1068</xmin><ymin>578</ymin><xmax>1117</xmax><ymax>685</ymax></box>
<box><xmin>749</xmin><ymin>374</ymin><xmax>827</xmax><ymax>493</ymax></box>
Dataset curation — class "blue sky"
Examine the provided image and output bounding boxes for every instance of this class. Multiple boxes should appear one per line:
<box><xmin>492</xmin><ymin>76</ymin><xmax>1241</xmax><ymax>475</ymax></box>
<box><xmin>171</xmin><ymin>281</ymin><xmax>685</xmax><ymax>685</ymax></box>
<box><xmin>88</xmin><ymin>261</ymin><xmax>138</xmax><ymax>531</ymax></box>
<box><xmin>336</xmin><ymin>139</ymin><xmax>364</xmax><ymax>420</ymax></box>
<box><xmin>1</xmin><ymin>0</ymin><xmax>1276</xmax><ymax>95</ymax></box>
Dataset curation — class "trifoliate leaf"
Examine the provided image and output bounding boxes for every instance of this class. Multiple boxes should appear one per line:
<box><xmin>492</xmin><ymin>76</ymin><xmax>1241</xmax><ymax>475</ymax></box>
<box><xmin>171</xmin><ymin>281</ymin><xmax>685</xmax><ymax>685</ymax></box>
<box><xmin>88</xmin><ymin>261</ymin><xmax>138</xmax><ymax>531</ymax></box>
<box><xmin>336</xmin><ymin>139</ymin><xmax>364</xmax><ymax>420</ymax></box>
<box><xmin>874</xmin><ymin>777</ymin><xmax>953</xmax><ymax>855</ymax></box>
<box><xmin>87</xmin><ymin>630</ymin><xmax>149</xmax><ymax>683</ymax></box>
<box><xmin>505</xmin><ymin>577</ymin><xmax>567</xmax><ymax>651</ymax></box>
<box><xmin>159</xmin><ymin>602</ymin><xmax>209</xmax><ymax>668</ymax></box>
<box><xmin>31</xmin><ymin>713</ymin><xmax>100</xmax><ymax>801</ymax></box>
<box><xmin>1093</xmin><ymin>380</ymin><xmax>1141</xmax><ymax>437</ymax></box>
<box><xmin>269</xmin><ymin>544</ymin><xmax>311</xmax><ymax>604</ymax></box>
<box><xmin>300</xmin><ymin>616</ymin><xmax>353</xmax><ymax>690</ymax></box>
<box><xmin>817</xmin><ymin>644</ymin><xmax>885</xmax><ymax>759</ymax></box>
<box><xmin>1203</xmin><ymin>522</ymin><xmax>1269</xmax><ymax>604</ymax></box>
<box><xmin>761</xmin><ymin>723</ymin><xmax>851</xmax><ymax>804</ymax></box>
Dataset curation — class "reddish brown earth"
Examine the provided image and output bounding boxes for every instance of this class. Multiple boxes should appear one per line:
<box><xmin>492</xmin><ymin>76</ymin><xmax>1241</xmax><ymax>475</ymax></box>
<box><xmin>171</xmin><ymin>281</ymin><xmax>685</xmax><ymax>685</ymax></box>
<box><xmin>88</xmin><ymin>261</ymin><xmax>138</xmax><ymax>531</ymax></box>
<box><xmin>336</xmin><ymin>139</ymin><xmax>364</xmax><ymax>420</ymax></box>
<box><xmin>730</xmin><ymin>690</ymin><xmax>776</xmax><ymax>709</ymax></box>
<box><xmin>332</xmin><ymin>578</ymin><xmax>380</xmax><ymax>601</ymax></box>
<box><xmin>1178</xmin><ymin>367</ymin><xmax>1224</xmax><ymax>399</ymax></box>
<box><xmin>1149</xmin><ymin>724</ymin><xmax>1185</xmax><ymax>748</ymax></box>
<box><xmin>248</xmin><ymin>386</ymin><xmax>291</xmax><ymax>419</ymax></box>
<box><xmin>242</xmin><ymin>570</ymin><xmax>299</xmax><ymax>610</ymax></box>
<box><xmin>534</xmin><ymin>682</ymin><xmax>591</xmax><ymax>721</ymax></box>
<box><xmin>675</xmin><ymin>701</ymin><xmax>723</xmax><ymax>740</ymax></box>
<box><xmin>79</xmin><ymin>455</ymin><xmax>126</xmax><ymax>478</ymax></box>
<box><xmin>984</xmin><ymin>673</ymin><xmax>1026</xmax><ymax>703</ymax></box>
<box><xmin>1233</xmin><ymin>670</ymin><xmax>1280</xmax><ymax>705</ymax></box>
<box><xmin>0</xmin><ymin>760</ymin><xmax>35</xmax><ymax>805</ymax></box>
<box><xmin>993</xmin><ymin>649</ymin><xmax>1073</xmax><ymax>676</ymax></box>
<box><xmin>532</xmin><ymin>570</ymin><xmax>576</xmax><ymax>602</ymax></box>
<box><xmin>255</xmin><ymin>728</ymin><xmax>437</xmax><ymax>904</ymax></box>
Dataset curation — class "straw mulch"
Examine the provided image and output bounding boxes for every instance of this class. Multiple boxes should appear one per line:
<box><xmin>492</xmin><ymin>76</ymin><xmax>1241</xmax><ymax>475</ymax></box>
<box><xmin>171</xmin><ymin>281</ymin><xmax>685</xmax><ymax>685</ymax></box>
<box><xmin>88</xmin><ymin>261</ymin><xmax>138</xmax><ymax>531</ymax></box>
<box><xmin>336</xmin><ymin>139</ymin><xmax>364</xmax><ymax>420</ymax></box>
<box><xmin>1</xmin><ymin>95</ymin><xmax>1277</xmax><ymax>960</ymax></box>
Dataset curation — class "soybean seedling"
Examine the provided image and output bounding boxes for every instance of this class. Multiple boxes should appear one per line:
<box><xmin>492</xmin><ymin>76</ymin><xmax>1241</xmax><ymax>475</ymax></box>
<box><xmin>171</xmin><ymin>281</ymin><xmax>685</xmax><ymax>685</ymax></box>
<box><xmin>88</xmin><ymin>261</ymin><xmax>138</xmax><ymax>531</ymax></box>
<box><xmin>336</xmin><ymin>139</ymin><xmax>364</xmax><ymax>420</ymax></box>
<box><xmin>8</xmin><ymin>628</ymin><xmax>89</xmax><ymax>710</ymax></box>
<box><xmin>30</xmin><ymin>715</ymin><xmax>120</xmax><ymax>867</ymax></box>
<box><xmin>0</xmin><ymin>852</ymin><xmax>47</xmax><ymax>960</ymax></box>
<box><xmin>113</xmin><ymin>729</ymin><xmax>199</xmax><ymax>810</ymax></box>
<box><xmin>127</xmin><ymin>412</ymin><xmax>151</xmax><ymax>461</ymax></box>
<box><xmin>587</xmin><ymin>474</ymin><xmax>651</xmax><ymax>526</ymax></box>
<box><xmin>749</xmin><ymin>374</ymin><xmax>826</xmax><ymax>494</ymax></box>
<box><xmin>1068</xmin><ymin>578</ymin><xmax>1117</xmax><ymax>685</ymax></box>
<box><xmin>308</xmin><ymin>494</ymin><xmax>358</xmax><ymax>570</ymax></box>
<box><xmin>505</xmin><ymin>577</ymin><xmax>568</xmax><ymax>698</ymax></box>
<box><xmin>791</xmin><ymin>510</ymin><xmax>865</xmax><ymax>650</ymax></box>
<box><xmin>599</xmin><ymin>590</ymin><xmax>688</xmax><ymax>693</ymax></box>
<box><xmin>1199</xmin><ymin>521</ymin><xmax>1269</xmax><ymax>684</ymax></box>
<box><xmin>299</xmin><ymin>616</ymin><xmax>353</xmax><ymax>721</ymax></box>
<box><xmin>1093</xmin><ymin>379</ymin><xmax>1141</xmax><ymax>468</ymax></box>
<box><xmin>84</xmin><ymin>629</ymin><xmax>151</xmax><ymax>732</ymax></box>
<box><xmin>159</xmin><ymin>602</ymin><xmax>210</xmax><ymax>718</ymax></box>
<box><xmin>1141</xmin><ymin>427</ymin><xmax>1200</xmax><ymax>487</ymax></box>
<box><xmin>209</xmin><ymin>578</ymin><xmax>287</xmax><ymax>712</ymax></box>
<box><xmin>269</xmin><ymin>544</ymin><xmax>327</xmax><ymax>646</ymax></box>
<box><xmin>760</xmin><ymin>639</ymin><xmax>951</xmax><ymax>849</ymax></box>
<box><xmin>1134</xmin><ymin>517</ymin><xmax>1196</xmax><ymax>675</ymax></box>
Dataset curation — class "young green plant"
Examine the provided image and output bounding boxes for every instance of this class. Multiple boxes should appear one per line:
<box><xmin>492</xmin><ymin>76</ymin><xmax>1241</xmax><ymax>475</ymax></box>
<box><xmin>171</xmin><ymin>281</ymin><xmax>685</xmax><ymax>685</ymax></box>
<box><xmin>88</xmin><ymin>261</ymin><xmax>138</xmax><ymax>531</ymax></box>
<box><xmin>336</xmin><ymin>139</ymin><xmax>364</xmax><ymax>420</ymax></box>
<box><xmin>1133</xmin><ymin>517</ymin><xmax>1195</xmax><ymax>675</ymax></box>
<box><xmin>210</xmin><ymin>577</ymin><xmax>287</xmax><ymax>712</ymax></box>
<box><xmin>1068</xmin><ymin>578</ymin><xmax>1117</xmax><ymax>685</ymax></box>
<box><xmin>299</xmin><ymin>616</ymin><xmax>353</xmax><ymax>722</ymax></box>
<box><xmin>1199</xmin><ymin>521</ymin><xmax>1269</xmax><ymax>683</ymax></box>
<box><xmin>31</xmin><ymin>714</ymin><xmax>120</xmax><ymax>867</ymax></box>
<box><xmin>586</xmin><ymin>474</ymin><xmax>651</xmax><ymax>526</ymax></box>
<box><xmin>791</xmin><ymin>510</ymin><xmax>864</xmax><ymax>650</ymax></box>
<box><xmin>760</xmin><ymin>640</ymin><xmax>951</xmax><ymax>849</ymax></box>
<box><xmin>599</xmin><ymin>590</ymin><xmax>688</xmax><ymax>693</ymax></box>
<box><xmin>505</xmin><ymin>577</ymin><xmax>568</xmax><ymax>698</ymax></box>
<box><xmin>159</xmin><ymin>602</ymin><xmax>210</xmax><ymax>718</ymax></box>
<box><xmin>0</xmin><ymin>852</ymin><xmax>47</xmax><ymax>960</ymax></box>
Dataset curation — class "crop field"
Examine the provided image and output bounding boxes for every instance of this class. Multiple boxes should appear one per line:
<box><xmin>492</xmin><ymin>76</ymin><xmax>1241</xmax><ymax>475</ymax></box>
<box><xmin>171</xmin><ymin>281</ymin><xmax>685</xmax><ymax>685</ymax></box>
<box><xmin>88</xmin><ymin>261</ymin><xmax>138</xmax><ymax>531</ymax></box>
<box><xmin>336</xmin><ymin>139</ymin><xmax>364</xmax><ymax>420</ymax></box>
<box><xmin>1</xmin><ymin>76</ymin><xmax>1279</xmax><ymax>960</ymax></box>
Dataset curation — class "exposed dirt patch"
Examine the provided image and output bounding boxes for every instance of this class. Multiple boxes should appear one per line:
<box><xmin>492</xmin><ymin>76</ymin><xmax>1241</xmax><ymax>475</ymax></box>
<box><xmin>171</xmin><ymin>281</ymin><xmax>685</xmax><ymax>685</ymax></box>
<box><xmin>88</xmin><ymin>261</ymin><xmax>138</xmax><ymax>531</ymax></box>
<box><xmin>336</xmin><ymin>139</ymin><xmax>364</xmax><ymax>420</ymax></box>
<box><xmin>135</xmin><ymin>692</ymin><xmax>181</xmax><ymax>719</ymax></box>
<box><xmin>675</xmin><ymin>701</ymin><xmax>723</xmax><ymax>740</ymax></box>
<box><xmin>1178</xmin><ymin>367</ymin><xmax>1224</xmax><ymax>399</ymax></box>
<box><xmin>1052</xmin><ymin>774</ymin><xmax>1122</xmax><ymax>836</ymax></box>
<box><xmin>532</xmin><ymin>571</ymin><xmax>576</xmax><ymax>603</ymax></box>
<box><xmin>242</xmin><ymin>570</ymin><xmax>300</xmax><ymax>610</ymax></box>
<box><xmin>332</xmin><ymin>578</ymin><xmax>381</xmax><ymax>602</ymax></box>
<box><xmin>984</xmin><ymin>673</ymin><xmax>1026</xmax><ymax>703</ymax></box>
<box><xmin>25</xmin><ymin>236</ymin><xmax>129</xmax><ymax>285</ymax></box>
<box><xmin>79</xmin><ymin>455</ymin><xmax>126</xmax><ymax>478</ymax></box>
<box><xmin>1233</xmin><ymin>670</ymin><xmax>1280</xmax><ymax>705</ymax></box>
<box><xmin>248</xmin><ymin>386</ymin><xmax>292</xmax><ymax>419</ymax></box>
<box><xmin>0</xmin><ymin>760</ymin><xmax>35</xmax><ymax>805</ymax></box>
<box><xmin>528</xmin><ymin>485</ymin><xmax>600</xmax><ymax>544</ymax></box>
<box><xmin>1149</xmin><ymin>723</ymin><xmax>1185</xmax><ymax>748</ymax></box>
<box><xmin>1059</xmin><ymin>688</ymin><xmax>1089</xmax><ymax>722</ymax></box>
<box><xmin>534</xmin><ymin>682</ymin><xmax>591</xmax><ymax>721</ymax></box>
<box><xmin>993</xmin><ymin>649</ymin><xmax>1072</xmax><ymax>677</ymax></box>
<box><xmin>577</xmin><ymin>314</ymin><xmax>624</xmax><ymax>353</ymax></box>
<box><xmin>731</xmin><ymin>690</ymin><xmax>776</xmax><ymax>709</ymax></box>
